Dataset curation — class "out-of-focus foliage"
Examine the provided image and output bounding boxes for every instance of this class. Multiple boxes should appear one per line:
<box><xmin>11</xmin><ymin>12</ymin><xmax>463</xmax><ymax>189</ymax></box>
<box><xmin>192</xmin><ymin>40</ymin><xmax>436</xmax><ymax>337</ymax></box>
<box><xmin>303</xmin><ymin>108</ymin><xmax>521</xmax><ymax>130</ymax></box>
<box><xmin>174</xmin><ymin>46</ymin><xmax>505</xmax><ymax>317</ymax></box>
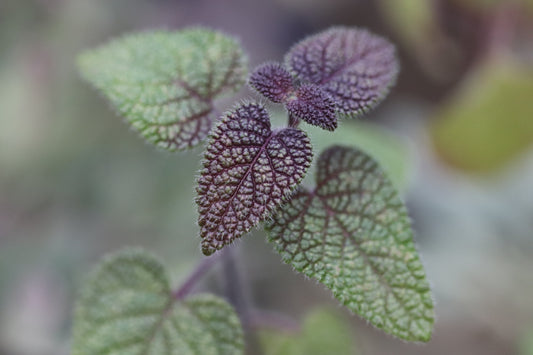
<box><xmin>72</xmin><ymin>248</ymin><xmax>243</xmax><ymax>355</ymax></box>
<box><xmin>521</xmin><ymin>327</ymin><xmax>533</xmax><ymax>355</ymax></box>
<box><xmin>78</xmin><ymin>28</ymin><xmax>248</xmax><ymax>151</ymax></box>
<box><xmin>450</xmin><ymin>0</ymin><xmax>533</xmax><ymax>14</ymax></box>
<box><xmin>259</xmin><ymin>308</ymin><xmax>357</xmax><ymax>355</ymax></box>
<box><xmin>377</xmin><ymin>0</ymin><xmax>461</xmax><ymax>81</ymax></box>
<box><xmin>431</xmin><ymin>57</ymin><xmax>533</xmax><ymax>173</ymax></box>
<box><xmin>378</xmin><ymin>0</ymin><xmax>434</xmax><ymax>52</ymax></box>
<box><xmin>267</xmin><ymin>146</ymin><xmax>434</xmax><ymax>342</ymax></box>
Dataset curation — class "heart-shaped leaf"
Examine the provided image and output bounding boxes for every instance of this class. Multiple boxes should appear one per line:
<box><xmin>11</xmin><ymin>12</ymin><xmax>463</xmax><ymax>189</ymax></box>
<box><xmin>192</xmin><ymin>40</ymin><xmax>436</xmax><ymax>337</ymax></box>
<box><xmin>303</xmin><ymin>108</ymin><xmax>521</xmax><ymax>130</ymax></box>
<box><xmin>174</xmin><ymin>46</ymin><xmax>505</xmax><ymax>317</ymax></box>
<box><xmin>72</xmin><ymin>248</ymin><xmax>244</xmax><ymax>355</ymax></box>
<box><xmin>197</xmin><ymin>102</ymin><xmax>312</xmax><ymax>255</ymax></box>
<box><xmin>266</xmin><ymin>146</ymin><xmax>434</xmax><ymax>342</ymax></box>
<box><xmin>285</xmin><ymin>27</ymin><xmax>398</xmax><ymax>118</ymax></box>
<box><xmin>78</xmin><ymin>28</ymin><xmax>248</xmax><ymax>151</ymax></box>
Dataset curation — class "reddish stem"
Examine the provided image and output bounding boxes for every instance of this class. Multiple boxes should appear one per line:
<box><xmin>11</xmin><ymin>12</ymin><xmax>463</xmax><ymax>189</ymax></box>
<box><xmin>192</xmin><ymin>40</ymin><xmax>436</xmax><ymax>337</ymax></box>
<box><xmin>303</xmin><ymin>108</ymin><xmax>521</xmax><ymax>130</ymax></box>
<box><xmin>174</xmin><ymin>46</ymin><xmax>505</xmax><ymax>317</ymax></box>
<box><xmin>249</xmin><ymin>310</ymin><xmax>301</xmax><ymax>333</ymax></box>
<box><xmin>288</xmin><ymin>113</ymin><xmax>301</xmax><ymax>128</ymax></box>
<box><xmin>173</xmin><ymin>250</ymin><xmax>225</xmax><ymax>300</ymax></box>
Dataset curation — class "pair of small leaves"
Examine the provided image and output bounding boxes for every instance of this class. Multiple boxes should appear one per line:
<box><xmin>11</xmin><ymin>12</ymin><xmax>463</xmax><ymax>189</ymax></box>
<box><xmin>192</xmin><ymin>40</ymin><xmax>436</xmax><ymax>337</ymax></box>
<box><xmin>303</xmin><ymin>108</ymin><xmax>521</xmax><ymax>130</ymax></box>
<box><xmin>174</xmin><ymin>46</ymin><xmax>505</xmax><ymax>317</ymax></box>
<box><xmin>72</xmin><ymin>249</ymin><xmax>244</xmax><ymax>355</ymax></box>
<box><xmin>250</xmin><ymin>27</ymin><xmax>398</xmax><ymax>131</ymax></box>
<box><xmin>266</xmin><ymin>146</ymin><xmax>435</xmax><ymax>342</ymax></box>
<box><xmin>78</xmin><ymin>28</ymin><xmax>247</xmax><ymax>151</ymax></box>
<box><xmin>250</xmin><ymin>64</ymin><xmax>337</xmax><ymax>131</ymax></box>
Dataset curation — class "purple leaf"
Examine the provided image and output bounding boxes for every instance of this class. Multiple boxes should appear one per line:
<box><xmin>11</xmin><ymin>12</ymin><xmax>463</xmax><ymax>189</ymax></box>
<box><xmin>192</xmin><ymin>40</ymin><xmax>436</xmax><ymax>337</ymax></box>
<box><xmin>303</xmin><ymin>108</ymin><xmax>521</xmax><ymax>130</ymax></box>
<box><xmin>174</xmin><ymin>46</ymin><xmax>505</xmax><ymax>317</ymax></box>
<box><xmin>286</xmin><ymin>27</ymin><xmax>398</xmax><ymax>118</ymax></box>
<box><xmin>249</xmin><ymin>62</ymin><xmax>294</xmax><ymax>103</ymax></box>
<box><xmin>286</xmin><ymin>84</ymin><xmax>337</xmax><ymax>131</ymax></box>
<box><xmin>196</xmin><ymin>102</ymin><xmax>312</xmax><ymax>255</ymax></box>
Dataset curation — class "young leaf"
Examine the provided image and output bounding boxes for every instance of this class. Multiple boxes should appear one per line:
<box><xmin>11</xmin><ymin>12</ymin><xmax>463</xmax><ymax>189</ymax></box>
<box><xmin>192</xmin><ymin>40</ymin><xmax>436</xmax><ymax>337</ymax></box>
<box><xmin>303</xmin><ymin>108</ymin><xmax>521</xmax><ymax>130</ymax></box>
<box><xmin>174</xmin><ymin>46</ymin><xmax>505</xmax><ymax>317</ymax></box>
<box><xmin>249</xmin><ymin>62</ymin><xmax>294</xmax><ymax>103</ymax></box>
<box><xmin>78</xmin><ymin>28</ymin><xmax>248</xmax><ymax>151</ymax></box>
<box><xmin>197</xmin><ymin>102</ymin><xmax>312</xmax><ymax>256</ymax></box>
<box><xmin>285</xmin><ymin>27</ymin><xmax>398</xmax><ymax>118</ymax></box>
<box><xmin>250</xmin><ymin>63</ymin><xmax>337</xmax><ymax>131</ymax></box>
<box><xmin>266</xmin><ymin>146</ymin><xmax>434</xmax><ymax>342</ymax></box>
<box><xmin>286</xmin><ymin>84</ymin><xmax>337</xmax><ymax>131</ymax></box>
<box><xmin>72</xmin><ymin>248</ymin><xmax>244</xmax><ymax>355</ymax></box>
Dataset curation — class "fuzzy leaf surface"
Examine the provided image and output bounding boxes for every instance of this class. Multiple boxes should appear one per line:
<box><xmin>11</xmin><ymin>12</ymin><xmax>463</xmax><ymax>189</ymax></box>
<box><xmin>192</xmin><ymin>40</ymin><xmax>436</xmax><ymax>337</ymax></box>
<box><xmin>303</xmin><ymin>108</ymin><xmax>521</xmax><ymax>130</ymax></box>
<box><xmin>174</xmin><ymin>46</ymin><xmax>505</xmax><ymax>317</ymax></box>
<box><xmin>197</xmin><ymin>102</ymin><xmax>312</xmax><ymax>255</ymax></box>
<box><xmin>78</xmin><ymin>28</ymin><xmax>247</xmax><ymax>151</ymax></box>
<box><xmin>285</xmin><ymin>27</ymin><xmax>398</xmax><ymax>118</ymax></box>
<box><xmin>266</xmin><ymin>146</ymin><xmax>434</xmax><ymax>342</ymax></box>
<box><xmin>249</xmin><ymin>62</ymin><xmax>294</xmax><ymax>103</ymax></box>
<box><xmin>286</xmin><ymin>84</ymin><xmax>337</xmax><ymax>131</ymax></box>
<box><xmin>72</xmin><ymin>248</ymin><xmax>244</xmax><ymax>355</ymax></box>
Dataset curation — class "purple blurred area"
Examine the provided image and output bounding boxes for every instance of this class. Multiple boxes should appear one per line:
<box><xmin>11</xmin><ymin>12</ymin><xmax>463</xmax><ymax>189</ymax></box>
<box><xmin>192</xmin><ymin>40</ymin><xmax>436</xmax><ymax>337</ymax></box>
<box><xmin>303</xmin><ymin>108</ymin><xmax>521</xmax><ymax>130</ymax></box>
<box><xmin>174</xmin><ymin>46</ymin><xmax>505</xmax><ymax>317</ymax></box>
<box><xmin>1</xmin><ymin>0</ymin><xmax>533</xmax><ymax>354</ymax></box>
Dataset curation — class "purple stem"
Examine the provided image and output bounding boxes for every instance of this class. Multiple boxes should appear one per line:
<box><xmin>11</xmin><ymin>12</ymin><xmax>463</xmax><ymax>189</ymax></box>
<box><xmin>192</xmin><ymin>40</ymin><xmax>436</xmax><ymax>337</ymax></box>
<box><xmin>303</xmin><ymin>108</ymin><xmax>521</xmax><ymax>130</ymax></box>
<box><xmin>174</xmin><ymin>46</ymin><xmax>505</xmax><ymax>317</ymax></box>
<box><xmin>288</xmin><ymin>113</ymin><xmax>301</xmax><ymax>128</ymax></box>
<box><xmin>249</xmin><ymin>310</ymin><xmax>301</xmax><ymax>333</ymax></box>
<box><xmin>173</xmin><ymin>249</ymin><xmax>225</xmax><ymax>300</ymax></box>
<box><xmin>222</xmin><ymin>245</ymin><xmax>264</xmax><ymax>355</ymax></box>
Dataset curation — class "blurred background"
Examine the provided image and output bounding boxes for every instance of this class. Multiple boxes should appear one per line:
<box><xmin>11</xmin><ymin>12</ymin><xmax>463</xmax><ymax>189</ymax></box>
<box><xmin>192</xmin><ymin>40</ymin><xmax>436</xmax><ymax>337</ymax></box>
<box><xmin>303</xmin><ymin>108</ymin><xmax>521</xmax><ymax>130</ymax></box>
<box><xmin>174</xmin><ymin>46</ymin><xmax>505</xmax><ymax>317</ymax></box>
<box><xmin>1</xmin><ymin>0</ymin><xmax>533</xmax><ymax>354</ymax></box>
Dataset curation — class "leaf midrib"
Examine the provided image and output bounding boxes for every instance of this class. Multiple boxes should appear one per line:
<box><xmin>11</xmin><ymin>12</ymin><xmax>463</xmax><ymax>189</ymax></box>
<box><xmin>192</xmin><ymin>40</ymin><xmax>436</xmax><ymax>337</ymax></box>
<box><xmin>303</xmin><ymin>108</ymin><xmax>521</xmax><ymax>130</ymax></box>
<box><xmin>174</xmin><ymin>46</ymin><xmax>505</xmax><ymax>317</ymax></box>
<box><xmin>314</xmin><ymin>190</ymin><xmax>424</xmax><ymax>336</ymax></box>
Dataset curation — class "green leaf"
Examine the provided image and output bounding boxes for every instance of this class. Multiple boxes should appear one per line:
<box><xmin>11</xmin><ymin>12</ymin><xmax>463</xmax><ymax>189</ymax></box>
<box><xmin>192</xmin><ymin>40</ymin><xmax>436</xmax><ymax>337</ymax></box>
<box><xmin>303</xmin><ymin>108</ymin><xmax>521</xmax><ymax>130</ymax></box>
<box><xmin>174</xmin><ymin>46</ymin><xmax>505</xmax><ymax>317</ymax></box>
<box><xmin>78</xmin><ymin>28</ymin><xmax>248</xmax><ymax>151</ymax></box>
<box><xmin>260</xmin><ymin>308</ymin><xmax>357</xmax><ymax>355</ymax></box>
<box><xmin>266</xmin><ymin>146</ymin><xmax>434</xmax><ymax>342</ymax></box>
<box><xmin>72</xmin><ymin>248</ymin><xmax>244</xmax><ymax>355</ymax></box>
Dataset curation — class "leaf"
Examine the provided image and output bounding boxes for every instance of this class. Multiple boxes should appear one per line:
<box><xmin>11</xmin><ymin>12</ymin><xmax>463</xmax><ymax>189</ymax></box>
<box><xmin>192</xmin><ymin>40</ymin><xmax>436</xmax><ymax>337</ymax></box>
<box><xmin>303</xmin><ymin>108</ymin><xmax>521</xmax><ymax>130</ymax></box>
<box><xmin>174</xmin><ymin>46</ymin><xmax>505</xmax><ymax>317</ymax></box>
<box><xmin>72</xmin><ymin>248</ymin><xmax>244</xmax><ymax>355</ymax></box>
<box><xmin>266</xmin><ymin>146</ymin><xmax>434</xmax><ymax>342</ymax></box>
<box><xmin>259</xmin><ymin>308</ymin><xmax>357</xmax><ymax>355</ymax></box>
<box><xmin>197</xmin><ymin>102</ymin><xmax>312</xmax><ymax>255</ymax></box>
<box><xmin>78</xmin><ymin>28</ymin><xmax>248</xmax><ymax>151</ymax></box>
<box><xmin>286</xmin><ymin>84</ymin><xmax>337</xmax><ymax>131</ymax></box>
<box><xmin>250</xmin><ymin>63</ymin><xmax>337</xmax><ymax>131</ymax></box>
<box><xmin>285</xmin><ymin>27</ymin><xmax>398</xmax><ymax>118</ymax></box>
<box><xmin>249</xmin><ymin>62</ymin><xmax>294</xmax><ymax>103</ymax></box>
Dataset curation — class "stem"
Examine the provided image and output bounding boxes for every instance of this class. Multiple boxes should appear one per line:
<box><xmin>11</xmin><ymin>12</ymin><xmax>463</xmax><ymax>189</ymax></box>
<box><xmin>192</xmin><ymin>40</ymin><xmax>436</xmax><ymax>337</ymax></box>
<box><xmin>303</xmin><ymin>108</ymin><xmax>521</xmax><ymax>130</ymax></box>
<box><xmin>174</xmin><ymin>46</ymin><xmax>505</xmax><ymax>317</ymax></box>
<box><xmin>288</xmin><ymin>113</ymin><xmax>300</xmax><ymax>128</ymax></box>
<box><xmin>222</xmin><ymin>245</ymin><xmax>264</xmax><ymax>355</ymax></box>
<box><xmin>222</xmin><ymin>246</ymin><xmax>251</xmax><ymax>320</ymax></box>
<box><xmin>249</xmin><ymin>310</ymin><xmax>300</xmax><ymax>333</ymax></box>
<box><xmin>173</xmin><ymin>250</ymin><xmax>224</xmax><ymax>300</ymax></box>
